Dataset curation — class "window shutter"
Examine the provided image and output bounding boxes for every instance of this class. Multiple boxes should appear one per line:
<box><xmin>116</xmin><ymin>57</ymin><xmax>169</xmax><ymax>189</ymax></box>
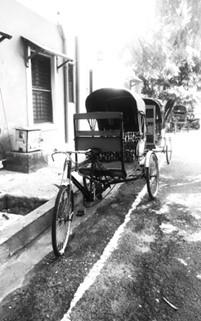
<box><xmin>31</xmin><ymin>54</ymin><xmax>53</xmax><ymax>123</ymax></box>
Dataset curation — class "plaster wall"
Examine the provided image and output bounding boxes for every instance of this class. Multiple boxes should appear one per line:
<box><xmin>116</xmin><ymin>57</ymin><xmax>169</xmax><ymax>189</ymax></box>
<box><xmin>0</xmin><ymin>0</ymin><xmax>76</xmax><ymax>153</ymax></box>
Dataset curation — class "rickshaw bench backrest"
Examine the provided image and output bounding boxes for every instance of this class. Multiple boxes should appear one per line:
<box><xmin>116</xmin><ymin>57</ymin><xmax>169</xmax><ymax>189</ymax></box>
<box><xmin>74</xmin><ymin>112</ymin><xmax>126</xmax><ymax>177</ymax></box>
<box><xmin>74</xmin><ymin>112</ymin><xmax>124</xmax><ymax>153</ymax></box>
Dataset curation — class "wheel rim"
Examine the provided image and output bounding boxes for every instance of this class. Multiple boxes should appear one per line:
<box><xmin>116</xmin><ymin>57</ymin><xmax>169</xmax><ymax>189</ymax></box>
<box><xmin>53</xmin><ymin>187</ymin><xmax>73</xmax><ymax>255</ymax></box>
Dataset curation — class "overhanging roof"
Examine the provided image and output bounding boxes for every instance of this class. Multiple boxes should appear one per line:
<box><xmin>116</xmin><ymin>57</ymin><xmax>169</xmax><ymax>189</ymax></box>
<box><xmin>21</xmin><ymin>36</ymin><xmax>73</xmax><ymax>68</ymax></box>
<box><xmin>0</xmin><ymin>31</ymin><xmax>12</xmax><ymax>43</ymax></box>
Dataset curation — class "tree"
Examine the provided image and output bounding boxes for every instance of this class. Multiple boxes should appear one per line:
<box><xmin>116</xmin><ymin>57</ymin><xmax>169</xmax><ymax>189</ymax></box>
<box><xmin>123</xmin><ymin>0</ymin><xmax>201</xmax><ymax>110</ymax></box>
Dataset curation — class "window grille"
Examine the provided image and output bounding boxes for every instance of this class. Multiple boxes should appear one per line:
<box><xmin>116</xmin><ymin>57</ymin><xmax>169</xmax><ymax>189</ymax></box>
<box><xmin>31</xmin><ymin>54</ymin><xmax>53</xmax><ymax>123</ymax></box>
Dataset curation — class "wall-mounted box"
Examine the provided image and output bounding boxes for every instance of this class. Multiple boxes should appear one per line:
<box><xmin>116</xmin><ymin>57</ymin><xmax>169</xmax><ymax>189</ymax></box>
<box><xmin>15</xmin><ymin>128</ymin><xmax>41</xmax><ymax>153</ymax></box>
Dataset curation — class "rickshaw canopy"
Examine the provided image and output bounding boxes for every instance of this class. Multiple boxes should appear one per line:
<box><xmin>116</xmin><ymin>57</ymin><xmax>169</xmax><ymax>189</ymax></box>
<box><xmin>85</xmin><ymin>88</ymin><xmax>145</xmax><ymax>132</ymax></box>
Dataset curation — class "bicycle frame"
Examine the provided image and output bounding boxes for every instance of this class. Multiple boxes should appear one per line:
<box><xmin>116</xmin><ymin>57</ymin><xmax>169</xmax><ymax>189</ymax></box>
<box><xmin>52</xmin><ymin>150</ymin><xmax>102</xmax><ymax>202</ymax></box>
<box><xmin>52</xmin><ymin>150</ymin><xmax>145</xmax><ymax>203</ymax></box>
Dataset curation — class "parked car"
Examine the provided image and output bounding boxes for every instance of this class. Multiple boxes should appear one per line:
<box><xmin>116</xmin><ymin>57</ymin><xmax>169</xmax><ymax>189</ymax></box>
<box><xmin>169</xmin><ymin>104</ymin><xmax>188</xmax><ymax>132</ymax></box>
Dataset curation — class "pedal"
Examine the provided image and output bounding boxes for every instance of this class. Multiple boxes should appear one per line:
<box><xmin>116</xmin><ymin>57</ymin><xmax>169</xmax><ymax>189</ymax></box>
<box><xmin>76</xmin><ymin>209</ymin><xmax>85</xmax><ymax>217</ymax></box>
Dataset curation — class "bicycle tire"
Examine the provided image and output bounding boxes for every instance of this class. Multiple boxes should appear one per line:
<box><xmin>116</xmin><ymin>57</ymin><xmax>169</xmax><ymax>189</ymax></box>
<box><xmin>52</xmin><ymin>185</ymin><xmax>74</xmax><ymax>257</ymax></box>
<box><xmin>165</xmin><ymin>137</ymin><xmax>172</xmax><ymax>165</ymax></box>
<box><xmin>145</xmin><ymin>152</ymin><xmax>159</xmax><ymax>200</ymax></box>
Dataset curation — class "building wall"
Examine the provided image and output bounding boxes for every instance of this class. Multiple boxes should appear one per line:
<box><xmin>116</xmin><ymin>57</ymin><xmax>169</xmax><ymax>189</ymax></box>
<box><xmin>0</xmin><ymin>0</ymin><xmax>76</xmax><ymax>154</ymax></box>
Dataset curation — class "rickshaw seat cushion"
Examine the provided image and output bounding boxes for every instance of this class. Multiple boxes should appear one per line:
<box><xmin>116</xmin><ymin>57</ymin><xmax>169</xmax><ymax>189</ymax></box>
<box><xmin>78</xmin><ymin>166</ymin><xmax>126</xmax><ymax>179</ymax></box>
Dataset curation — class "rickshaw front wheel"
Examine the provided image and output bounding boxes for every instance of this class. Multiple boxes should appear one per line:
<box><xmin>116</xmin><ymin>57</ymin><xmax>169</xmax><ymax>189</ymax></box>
<box><xmin>52</xmin><ymin>185</ymin><xmax>74</xmax><ymax>257</ymax></box>
<box><xmin>145</xmin><ymin>152</ymin><xmax>159</xmax><ymax>200</ymax></box>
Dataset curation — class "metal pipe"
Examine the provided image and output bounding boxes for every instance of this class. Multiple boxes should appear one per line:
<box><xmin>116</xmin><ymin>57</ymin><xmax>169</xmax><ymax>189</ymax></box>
<box><xmin>57</xmin><ymin>21</ymin><xmax>69</xmax><ymax>143</ymax></box>
<box><xmin>75</xmin><ymin>36</ymin><xmax>80</xmax><ymax>114</ymax></box>
<box><xmin>89</xmin><ymin>69</ymin><xmax>93</xmax><ymax>93</ymax></box>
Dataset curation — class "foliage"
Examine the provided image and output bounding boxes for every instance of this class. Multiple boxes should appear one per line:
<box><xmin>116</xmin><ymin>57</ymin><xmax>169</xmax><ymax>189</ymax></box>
<box><xmin>124</xmin><ymin>0</ymin><xmax>201</xmax><ymax>111</ymax></box>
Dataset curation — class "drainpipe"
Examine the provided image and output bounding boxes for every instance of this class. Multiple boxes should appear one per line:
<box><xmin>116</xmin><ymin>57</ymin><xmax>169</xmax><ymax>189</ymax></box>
<box><xmin>75</xmin><ymin>36</ymin><xmax>80</xmax><ymax>114</ymax></box>
<box><xmin>89</xmin><ymin>69</ymin><xmax>93</xmax><ymax>93</ymax></box>
<box><xmin>57</xmin><ymin>20</ymin><xmax>68</xmax><ymax>143</ymax></box>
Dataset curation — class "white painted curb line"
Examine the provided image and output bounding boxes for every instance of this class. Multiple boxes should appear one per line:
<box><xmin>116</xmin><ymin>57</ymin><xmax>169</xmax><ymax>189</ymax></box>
<box><xmin>61</xmin><ymin>184</ymin><xmax>147</xmax><ymax>321</ymax></box>
<box><xmin>61</xmin><ymin>154</ymin><xmax>166</xmax><ymax>321</ymax></box>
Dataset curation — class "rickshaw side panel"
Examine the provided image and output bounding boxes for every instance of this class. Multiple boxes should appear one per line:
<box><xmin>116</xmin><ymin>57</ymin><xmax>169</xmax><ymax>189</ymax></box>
<box><xmin>145</xmin><ymin>105</ymin><xmax>156</xmax><ymax>149</ymax></box>
<box><xmin>143</xmin><ymin>98</ymin><xmax>163</xmax><ymax>149</ymax></box>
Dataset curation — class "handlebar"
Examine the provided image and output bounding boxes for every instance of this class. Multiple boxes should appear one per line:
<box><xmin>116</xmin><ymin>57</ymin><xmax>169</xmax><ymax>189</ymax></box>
<box><xmin>51</xmin><ymin>148</ymin><xmax>101</xmax><ymax>161</ymax></box>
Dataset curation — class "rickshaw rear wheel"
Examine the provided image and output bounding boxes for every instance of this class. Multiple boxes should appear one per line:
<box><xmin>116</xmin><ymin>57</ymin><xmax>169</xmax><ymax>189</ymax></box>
<box><xmin>52</xmin><ymin>185</ymin><xmax>74</xmax><ymax>257</ymax></box>
<box><xmin>145</xmin><ymin>152</ymin><xmax>159</xmax><ymax>200</ymax></box>
<box><xmin>165</xmin><ymin>137</ymin><xmax>172</xmax><ymax>164</ymax></box>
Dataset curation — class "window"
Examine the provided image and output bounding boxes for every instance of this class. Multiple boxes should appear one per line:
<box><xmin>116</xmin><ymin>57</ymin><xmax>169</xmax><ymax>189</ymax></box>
<box><xmin>31</xmin><ymin>54</ymin><xmax>53</xmax><ymax>123</ymax></box>
<box><xmin>68</xmin><ymin>63</ymin><xmax>74</xmax><ymax>103</ymax></box>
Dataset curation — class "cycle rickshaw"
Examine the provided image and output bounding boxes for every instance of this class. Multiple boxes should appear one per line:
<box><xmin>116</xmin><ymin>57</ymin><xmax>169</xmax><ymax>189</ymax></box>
<box><xmin>169</xmin><ymin>104</ymin><xmax>188</xmax><ymax>132</ymax></box>
<box><xmin>51</xmin><ymin>88</ymin><xmax>172</xmax><ymax>257</ymax></box>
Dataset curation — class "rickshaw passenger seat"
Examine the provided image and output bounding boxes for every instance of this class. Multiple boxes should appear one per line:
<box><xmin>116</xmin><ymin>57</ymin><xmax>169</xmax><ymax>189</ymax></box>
<box><xmin>74</xmin><ymin>112</ymin><xmax>126</xmax><ymax>179</ymax></box>
<box><xmin>78</xmin><ymin>166</ymin><xmax>126</xmax><ymax>178</ymax></box>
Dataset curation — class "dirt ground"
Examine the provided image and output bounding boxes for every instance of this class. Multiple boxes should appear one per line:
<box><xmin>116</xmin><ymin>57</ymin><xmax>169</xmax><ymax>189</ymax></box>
<box><xmin>1</xmin><ymin>130</ymin><xmax>201</xmax><ymax>321</ymax></box>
